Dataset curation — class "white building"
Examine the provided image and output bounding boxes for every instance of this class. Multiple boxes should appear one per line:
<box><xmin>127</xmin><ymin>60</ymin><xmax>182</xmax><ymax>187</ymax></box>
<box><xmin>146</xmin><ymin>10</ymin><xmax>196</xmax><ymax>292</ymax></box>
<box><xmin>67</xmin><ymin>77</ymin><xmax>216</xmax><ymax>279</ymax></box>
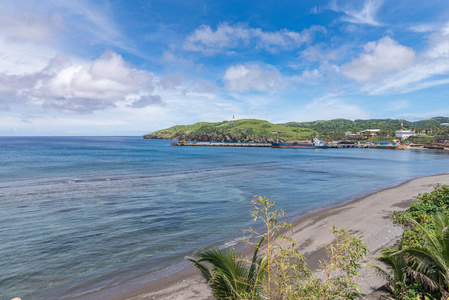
<box><xmin>361</xmin><ymin>129</ymin><xmax>381</xmax><ymax>133</ymax></box>
<box><xmin>395</xmin><ymin>129</ymin><xmax>415</xmax><ymax>140</ymax></box>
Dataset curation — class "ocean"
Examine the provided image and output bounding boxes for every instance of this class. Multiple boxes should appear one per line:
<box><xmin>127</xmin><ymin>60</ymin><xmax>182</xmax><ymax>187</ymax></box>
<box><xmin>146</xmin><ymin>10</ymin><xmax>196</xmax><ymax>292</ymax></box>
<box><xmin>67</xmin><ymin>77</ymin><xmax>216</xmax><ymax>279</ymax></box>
<box><xmin>1</xmin><ymin>136</ymin><xmax>448</xmax><ymax>299</ymax></box>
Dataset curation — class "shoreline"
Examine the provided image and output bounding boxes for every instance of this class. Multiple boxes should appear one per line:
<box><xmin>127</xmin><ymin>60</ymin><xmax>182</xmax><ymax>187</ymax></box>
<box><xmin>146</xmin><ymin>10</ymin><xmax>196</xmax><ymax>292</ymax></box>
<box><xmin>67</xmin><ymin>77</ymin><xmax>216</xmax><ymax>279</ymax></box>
<box><xmin>105</xmin><ymin>173</ymin><xmax>449</xmax><ymax>300</ymax></box>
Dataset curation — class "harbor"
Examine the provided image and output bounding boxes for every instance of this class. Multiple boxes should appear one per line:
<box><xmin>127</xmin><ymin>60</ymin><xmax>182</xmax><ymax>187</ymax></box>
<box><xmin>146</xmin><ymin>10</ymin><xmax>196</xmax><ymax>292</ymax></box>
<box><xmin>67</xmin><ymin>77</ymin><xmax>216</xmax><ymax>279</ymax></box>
<box><xmin>170</xmin><ymin>140</ymin><xmax>448</xmax><ymax>150</ymax></box>
<box><xmin>171</xmin><ymin>141</ymin><xmax>271</xmax><ymax>147</ymax></box>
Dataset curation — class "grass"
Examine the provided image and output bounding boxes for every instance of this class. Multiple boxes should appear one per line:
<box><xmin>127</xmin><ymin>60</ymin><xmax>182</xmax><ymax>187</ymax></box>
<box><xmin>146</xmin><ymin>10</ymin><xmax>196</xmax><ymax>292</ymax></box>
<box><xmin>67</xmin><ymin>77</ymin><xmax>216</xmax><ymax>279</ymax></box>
<box><xmin>144</xmin><ymin>119</ymin><xmax>317</xmax><ymax>141</ymax></box>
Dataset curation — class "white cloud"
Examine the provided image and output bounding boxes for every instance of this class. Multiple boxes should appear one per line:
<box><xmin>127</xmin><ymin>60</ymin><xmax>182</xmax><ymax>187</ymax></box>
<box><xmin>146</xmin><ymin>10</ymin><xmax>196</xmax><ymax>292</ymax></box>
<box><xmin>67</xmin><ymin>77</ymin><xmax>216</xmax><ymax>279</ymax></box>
<box><xmin>341</xmin><ymin>36</ymin><xmax>415</xmax><ymax>83</ymax></box>
<box><xmin>330</xmin><ymin>0</ymin><xmax>383</xmax><ymax>26</ymax></box>
<box><xmin>0</xmin><ymin>3</ymin><xmax>62</xmax><ymax>43</ymax></box>
<box><xmin>128</xmin><ymin>95</ymin><xmax>163</xmax><ymax>108</ymax></box>
<box><xmin>0</xmin><ymin>51</ymin><xmax>163</xmax><ymax>114</ymax></box>
<box><xmin>158</xmin><ymin>73</ymin><xmax>184</xmax><ymax>90</ymax></box>
<box><xmin>389</xmin><ymin>100</ymin><xmax>410</xmax><ymax>110</ymax></box>
<box><xmin>425</xmin><ymin>23</ymin><xmax>449</xmax><ymax>59</ymax></box>
<box><xmin>47</xmin><ymin>1</ymin><xmax>129</xmax><ymax>52</ymax></box>
<box><xmin>0</xmin><ymin>36</ymin><xmax>59</xmax><ymax>75</ymax></box>
<box><xmin>298</xmin><ymin>62</ymin><xmax>341</xmax><ymax>87</ymax></box>
<box><xmin>365</xmin><ymin>60</ymin><xmax>449</xmax><ymax>95</ymax></box>
<box><xmin>222</xmin><ymin>63</ymin><xmax>284</xmax><ymax>92</ymax></box>
<box><xmin>345</xmin><ymin>23</ymin><xmax>449</xmax><ymax>95</ymax></box>
<box><xmin>410</xmin><ymin>23</ymin><xmax>438</xmax><ymax>33</ymax></box>
<box><xmin>161</xmin><ymin>51</ymin><xmax>200</xmax><ymax>69</ymax></box>
<box><xmin>188</xmin><ymin>80</ymin><xmax>220</xmax><ymax>94</ymax></box>
<box><xmin>184</xmin><ymin>23</ymin><xmax>324</xmax><ymax>55</ymax></box>
<box><xmin>300</xmin><ymin>44</ymin><xmax>338</xmax><ymax>62</ymax></box>
<box><xmin>285</xmin><ymin>95</ymin><xmax>369</xmax><ymax>122</ymax></box>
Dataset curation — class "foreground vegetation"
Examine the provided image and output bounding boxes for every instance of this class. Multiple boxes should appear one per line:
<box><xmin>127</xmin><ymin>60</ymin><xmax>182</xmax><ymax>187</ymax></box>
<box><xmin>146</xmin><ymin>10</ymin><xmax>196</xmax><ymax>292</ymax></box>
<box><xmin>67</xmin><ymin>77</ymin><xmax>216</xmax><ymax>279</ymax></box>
<box><xmin>379</xmin><ymin>184</ymin><xmax>449</xmax><ymax>299</ymax></box>
<box><xmin>187</xmin><ymin>196</ymin><xmax>368</xmax><ymax>299</ymax></box>
<box><xmin>187</xmin><ymin>184</ymin><xmax>449</xmax><ymax>300</ymax></box>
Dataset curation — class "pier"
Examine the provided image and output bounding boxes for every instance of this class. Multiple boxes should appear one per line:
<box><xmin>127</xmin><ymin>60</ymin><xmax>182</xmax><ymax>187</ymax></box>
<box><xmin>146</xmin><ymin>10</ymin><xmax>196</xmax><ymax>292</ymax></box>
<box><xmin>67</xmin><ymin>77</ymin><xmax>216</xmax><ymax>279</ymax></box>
<box><xmin>170</xmin><ymin>141</ymin><xmax>447</xmax><ymax>150</ymax></box>
<box><xmin>171</xmin><ymin>141</ymin><xmax>271</xmax><ymax>147</ymax></box>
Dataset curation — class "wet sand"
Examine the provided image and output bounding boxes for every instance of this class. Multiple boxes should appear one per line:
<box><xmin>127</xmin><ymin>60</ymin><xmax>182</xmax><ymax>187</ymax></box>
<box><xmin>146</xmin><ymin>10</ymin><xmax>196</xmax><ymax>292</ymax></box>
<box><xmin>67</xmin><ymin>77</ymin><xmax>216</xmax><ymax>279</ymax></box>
<box><xmin>110</xmin><ymin>173</ymin><xmax>449</xmax><ymax>300</ymax></box>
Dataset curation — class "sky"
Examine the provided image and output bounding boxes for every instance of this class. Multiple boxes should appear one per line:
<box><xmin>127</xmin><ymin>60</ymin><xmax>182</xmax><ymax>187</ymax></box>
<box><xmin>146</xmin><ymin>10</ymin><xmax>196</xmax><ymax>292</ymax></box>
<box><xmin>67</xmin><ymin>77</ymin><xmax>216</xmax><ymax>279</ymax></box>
<box><xmin>1</xmin><ymin>0</ymin><xmax>449</xmax><ymax>136</ymax></box>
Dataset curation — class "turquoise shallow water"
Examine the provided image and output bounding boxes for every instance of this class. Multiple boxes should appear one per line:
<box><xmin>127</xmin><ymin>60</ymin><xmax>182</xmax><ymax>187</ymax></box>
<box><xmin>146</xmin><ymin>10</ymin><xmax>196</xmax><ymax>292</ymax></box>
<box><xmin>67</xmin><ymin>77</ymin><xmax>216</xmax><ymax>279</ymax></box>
<box><xmin>0</xmin><ymin>136</ymin><xmax>448</xmax><ymax>299</ymax></box>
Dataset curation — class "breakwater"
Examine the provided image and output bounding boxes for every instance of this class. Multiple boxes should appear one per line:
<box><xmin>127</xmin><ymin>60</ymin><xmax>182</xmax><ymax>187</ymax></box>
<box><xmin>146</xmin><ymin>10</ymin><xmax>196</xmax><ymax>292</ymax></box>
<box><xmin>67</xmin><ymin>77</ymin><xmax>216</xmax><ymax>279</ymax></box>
<box><xmin>171</xmin><ymin>141</ymin><xmax>271</xmax><ymax>147</ymax></box>
<box><xmin>171</xmin><ymin>141</ymin><xmax>393</xmax><ymax>149</ymax></box>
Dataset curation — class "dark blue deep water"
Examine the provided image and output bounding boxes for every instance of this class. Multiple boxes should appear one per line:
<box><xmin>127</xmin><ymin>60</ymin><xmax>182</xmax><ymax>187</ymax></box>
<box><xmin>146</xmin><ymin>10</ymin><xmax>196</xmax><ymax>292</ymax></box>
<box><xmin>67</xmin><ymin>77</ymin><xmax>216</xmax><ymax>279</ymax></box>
<box><xmin>1</xmin><ymin>137</ymin><xmax>448</xmax><ymax>299</ymax></box>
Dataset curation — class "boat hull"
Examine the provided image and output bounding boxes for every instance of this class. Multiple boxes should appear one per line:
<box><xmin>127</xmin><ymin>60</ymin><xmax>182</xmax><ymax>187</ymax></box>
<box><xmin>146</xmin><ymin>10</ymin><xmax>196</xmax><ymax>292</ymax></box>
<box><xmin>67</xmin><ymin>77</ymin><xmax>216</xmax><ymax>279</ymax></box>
<box><xmin>272</xmin><ymin>143</ymin><xmax>314</xmax><ymax>149</ymax></box>
<box><xmin>271</xmin><ymin>142</ymin><xmax>328</xmax><ymax>149</ymax></box>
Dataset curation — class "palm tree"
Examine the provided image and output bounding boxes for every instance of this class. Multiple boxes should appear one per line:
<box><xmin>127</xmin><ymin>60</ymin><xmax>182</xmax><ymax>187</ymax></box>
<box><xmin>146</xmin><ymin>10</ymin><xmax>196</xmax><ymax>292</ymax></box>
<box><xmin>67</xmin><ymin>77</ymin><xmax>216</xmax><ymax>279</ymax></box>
<box><xmin>373</xmin><ymin>237</ymin><xmax>410</xmax><ymax>299</ymax></box>
<box><xmin>402</xmin><ymin>213</ymin><xmax>449</xmax><ymax>299</ymax></box>
<box><xmin>186</xmin><ymin>237</ymin><xmax>267</xmax><ymax>300</ymax></box>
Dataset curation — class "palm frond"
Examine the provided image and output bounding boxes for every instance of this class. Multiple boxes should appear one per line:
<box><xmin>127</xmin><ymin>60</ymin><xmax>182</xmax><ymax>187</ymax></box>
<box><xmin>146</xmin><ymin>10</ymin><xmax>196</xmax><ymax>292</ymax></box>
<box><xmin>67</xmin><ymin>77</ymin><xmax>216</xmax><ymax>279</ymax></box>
<box><xmin>441</xmin><ymin>226</ymin><xmax>449</xmax><ymax>267</ymax></box>
<box><xmin>247</xmin><ymin>236</ymin><xmax>265</xmax><ymax>286</ymax></box>
<box><xmin>186</xmin><ymin>256</ymin><xmax>213</xmax><ymax>281</ymax></box>
<box><xmin>407</xmin><ymin>266</ymin><xmax>441</xmax><ymax>292</ymax></box>
<box><xmin>404</xmin><ymin>247</ymin><xmax>438</xmax><ymax>275</ymax></box>
<box><xmin>409</xmin><ymin>217</ymin><xmax>443</xmax><ymax>254</ymax></box>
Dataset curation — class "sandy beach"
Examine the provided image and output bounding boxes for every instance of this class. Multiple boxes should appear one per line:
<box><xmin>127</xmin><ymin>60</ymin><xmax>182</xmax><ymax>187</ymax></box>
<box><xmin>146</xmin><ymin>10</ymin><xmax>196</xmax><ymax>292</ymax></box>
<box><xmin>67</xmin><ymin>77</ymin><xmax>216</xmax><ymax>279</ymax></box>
<box><xmin>110</xmin><ymin>173</ymin><xmax>449</xmax><ymax>300</ymax></box>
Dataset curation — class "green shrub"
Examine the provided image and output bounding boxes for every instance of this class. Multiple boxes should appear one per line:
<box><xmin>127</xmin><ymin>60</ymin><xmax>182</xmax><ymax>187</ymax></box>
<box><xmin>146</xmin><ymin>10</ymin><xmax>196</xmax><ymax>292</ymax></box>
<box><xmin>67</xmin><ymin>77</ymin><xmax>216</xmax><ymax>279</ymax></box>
<box><xmin>391</xmin><ymin>184</ymin><xmax>449</xmax><ymax>247</ymax></box>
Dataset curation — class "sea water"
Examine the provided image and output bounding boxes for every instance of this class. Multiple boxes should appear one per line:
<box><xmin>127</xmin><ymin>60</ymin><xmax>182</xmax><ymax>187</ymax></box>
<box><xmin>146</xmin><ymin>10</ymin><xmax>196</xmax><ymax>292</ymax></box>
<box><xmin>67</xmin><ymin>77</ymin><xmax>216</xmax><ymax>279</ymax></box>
<box><xmin>0</xmin><ymin>136</ymin><xmax>448</xmax><ymax>299</ymax></box>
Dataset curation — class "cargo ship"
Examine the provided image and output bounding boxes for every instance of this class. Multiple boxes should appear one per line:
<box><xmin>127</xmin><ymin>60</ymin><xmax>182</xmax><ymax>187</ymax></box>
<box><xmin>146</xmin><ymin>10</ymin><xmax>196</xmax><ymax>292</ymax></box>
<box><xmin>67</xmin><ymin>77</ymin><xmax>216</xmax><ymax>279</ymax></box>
<box><xmin>271</xmin><ymin>138</ymin><xmax>328</xmax><ymax>149</ymax></box>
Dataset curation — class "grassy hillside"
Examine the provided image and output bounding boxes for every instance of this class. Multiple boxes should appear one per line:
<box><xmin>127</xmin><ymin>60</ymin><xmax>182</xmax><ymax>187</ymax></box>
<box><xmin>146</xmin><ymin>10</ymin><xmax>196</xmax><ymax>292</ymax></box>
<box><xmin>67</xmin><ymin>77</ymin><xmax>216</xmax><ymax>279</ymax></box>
<box><xmin>285</xmin><ymin>117</ymin><xmax>449</xmax><ymax>132</ymax></box>
<box><xmin>144</xmin><ymin>119</ymin><xmax>317</xmax><ymax>142</ymax></box>
<box><xmin>144</xmin><ymin>117</ymin><xmax>449</xmax><ymax>142</ymax></box>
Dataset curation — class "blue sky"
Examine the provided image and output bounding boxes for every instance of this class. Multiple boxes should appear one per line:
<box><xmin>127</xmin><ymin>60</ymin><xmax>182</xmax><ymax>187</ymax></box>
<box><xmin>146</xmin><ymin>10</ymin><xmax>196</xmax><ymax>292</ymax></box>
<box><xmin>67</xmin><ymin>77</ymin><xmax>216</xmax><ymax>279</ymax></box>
<box><xmin>1</xmin><ymin>0</ymin><xmax>449</xmax><ymax>135</ymax></box>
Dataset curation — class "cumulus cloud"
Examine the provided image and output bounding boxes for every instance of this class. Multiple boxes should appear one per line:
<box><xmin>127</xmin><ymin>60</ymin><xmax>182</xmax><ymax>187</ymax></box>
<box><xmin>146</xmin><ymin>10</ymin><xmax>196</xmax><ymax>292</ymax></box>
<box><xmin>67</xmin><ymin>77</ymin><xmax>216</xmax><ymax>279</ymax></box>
<box><xmin>158</xmin><ymin>73</ymin><xmax>184</xmax><ymax>90</ymax></box>
<box><xmin>300</xmin><ymin>44</ymin><xmax>338</xmax><ymax>62</ymax></box>
<box><xmin>286</xmin><ymin>95</ymin><xmax>369</xmax><ymax>122</ymax></box>
<box><xmin>184</xmin><ymin>23</ymin><xmax>325</xmax><ymax>55</ymax></box>
<box><xmin>425</xmin><ymin>23</ymin><xmax>449</xmax><ymax>59</ymax></box>
<box><xmin>341</xmin><ymin>24</ymin><xmax>449</xmax><ymax>95</ymax></box>
<box><xmin>341</xmin><ymin>36</ymin><xmax>415</xmax><ymax>83</ymax></box>
<box><xmin>129</xmin><ymin>95</ymin><xmax>163</xmax><ymax>108</ymax></box>
<box><xmin>0</xmin><ymin>51</ymin><xmax>163</xmax><ymax>113</ymax></box>
<box><xmin>389</xmin><ymin>100</ymin><xmax>410</xmax><ymax>110</ymax></box>
<box><xmin>365</xmin><ymin>60</ymin><xmax>449</xmax><ymax>95</ymax></box>
<box><xmin>300</xmin><ymin>61</ymin><xmax>340</xmax><ymax>84</ymax></box>
<box><xmin>330</xmin><ymin>0</ymin><xmax>383</xmax><ymax>26</ymax></box>
<box><xmin>222</xmin><ymin>63</ymin><xmax>284</xmax><ymax>92</ymax></box>
<box><xmin>0</xmin><ymin>3</ymin><xmax>63</xmax><ymax>43</ymax></box>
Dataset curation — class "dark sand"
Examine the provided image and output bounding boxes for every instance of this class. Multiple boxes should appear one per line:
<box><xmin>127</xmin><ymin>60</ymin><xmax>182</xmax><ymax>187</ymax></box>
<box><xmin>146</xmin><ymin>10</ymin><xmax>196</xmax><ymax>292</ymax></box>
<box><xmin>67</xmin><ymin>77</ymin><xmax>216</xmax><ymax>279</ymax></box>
<box><xmin>110</xmin><ymin>174</ymin><xmax>449</xmax><ymax>300</ymax></box>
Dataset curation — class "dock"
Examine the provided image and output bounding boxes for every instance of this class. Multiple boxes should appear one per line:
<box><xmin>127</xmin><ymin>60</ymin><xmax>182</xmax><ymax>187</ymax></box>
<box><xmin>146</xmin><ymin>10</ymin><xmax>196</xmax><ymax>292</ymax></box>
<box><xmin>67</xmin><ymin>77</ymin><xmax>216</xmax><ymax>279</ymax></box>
<box><xmin>171</xmin><ymin>141</ymin><xmax>271</xmax><ymax>147</ymax></box>
<box><xmin>170</xmin><ymin>141</ymin><xmax>444</xmax><ymax>150</ymax></box>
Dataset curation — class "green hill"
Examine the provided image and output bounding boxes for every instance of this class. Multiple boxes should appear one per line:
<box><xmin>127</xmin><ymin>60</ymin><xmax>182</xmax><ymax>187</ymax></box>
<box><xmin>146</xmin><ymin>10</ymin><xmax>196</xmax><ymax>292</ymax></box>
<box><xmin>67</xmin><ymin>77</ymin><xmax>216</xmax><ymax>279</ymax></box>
<box><xmin>144</xmin><ymin>117</ymin><xmax>449</xmax><ymax>142</ymax></box>
<box><xmin>144</xmin><ymin>119</ymin><xmax>317</xmax><ymax>142</ymax></box>
<box><xmin>285</xmin><ymin>117</ymin><xmax>449</xmax><ymax>132</ymax></box>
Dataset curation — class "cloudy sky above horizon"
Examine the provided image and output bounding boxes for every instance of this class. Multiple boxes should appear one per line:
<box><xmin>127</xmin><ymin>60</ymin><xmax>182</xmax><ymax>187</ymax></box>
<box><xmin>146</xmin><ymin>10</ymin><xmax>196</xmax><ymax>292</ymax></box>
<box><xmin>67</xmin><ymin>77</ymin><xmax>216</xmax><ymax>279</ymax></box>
<box><xmin>2</xmin><ymin>0</ymin><xmax>449</xmax><ymax>135</ymax></box>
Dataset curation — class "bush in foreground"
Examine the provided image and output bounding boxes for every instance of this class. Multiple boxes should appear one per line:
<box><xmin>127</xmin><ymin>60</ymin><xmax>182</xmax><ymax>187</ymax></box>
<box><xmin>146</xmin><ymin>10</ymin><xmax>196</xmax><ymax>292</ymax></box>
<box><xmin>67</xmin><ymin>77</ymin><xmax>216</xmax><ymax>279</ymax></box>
<box><xmin>375</xmin><ymin>184</ymin><xmax>449</xmax><ymax>299</ymax></box>
<box><xmin>187</xmin><ymin>196</ymin><xmax>368</xmax><ymax>300</ymax></box>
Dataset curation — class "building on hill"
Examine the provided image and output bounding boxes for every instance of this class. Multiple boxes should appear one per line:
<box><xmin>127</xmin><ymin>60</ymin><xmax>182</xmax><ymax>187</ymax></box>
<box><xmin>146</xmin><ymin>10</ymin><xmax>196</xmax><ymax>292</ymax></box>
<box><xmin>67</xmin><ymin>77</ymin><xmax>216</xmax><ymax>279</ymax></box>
<box><xmin>436</xmin><ymin>136</ymin><xmax>449</xmax><ymax>144</ymax></box>
<box><xmin>345</xmin><ymin>130</ymin><xmax>378</xmax><ymax>139</ymax></box>
<box><xmin>361</xmin><ymin>129</ymin><xmax>381</xmax><ymax>133</ymax></box>
<box><xmin>395</xmin><ymin>129</ymin><xmax>415</xmax><ymax>140</ymax></box>
<box><xmin>395</xmin><ymin>120</ymin><xmax>415</xmax><ymax>140</ymax></box>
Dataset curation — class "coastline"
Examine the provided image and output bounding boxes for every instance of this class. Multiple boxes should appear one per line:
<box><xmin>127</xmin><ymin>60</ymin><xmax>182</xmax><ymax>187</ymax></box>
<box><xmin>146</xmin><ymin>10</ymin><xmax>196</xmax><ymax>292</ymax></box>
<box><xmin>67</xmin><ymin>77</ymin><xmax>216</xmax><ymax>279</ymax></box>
<box><xmin>107</xmin><ymin>173</ymin><xmax>449</xmax><ymax>300</ymax></box>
